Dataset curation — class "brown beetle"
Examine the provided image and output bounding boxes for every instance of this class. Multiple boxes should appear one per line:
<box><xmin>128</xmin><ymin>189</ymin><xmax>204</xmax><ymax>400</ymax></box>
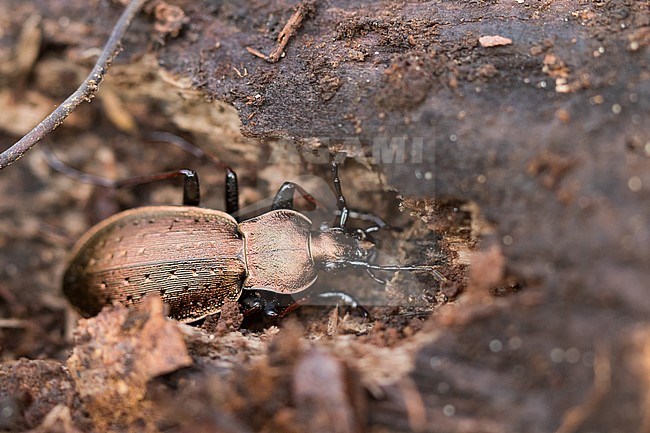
<box><xmin>62</xmin><ymin>157</ymin><xmax>439</xmax><ymax>322</ymax></box>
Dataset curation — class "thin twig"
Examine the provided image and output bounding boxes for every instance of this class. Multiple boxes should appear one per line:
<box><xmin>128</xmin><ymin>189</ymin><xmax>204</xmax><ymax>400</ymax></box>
<box><xmin>0</xmin><ymin>0</ymin><xmax>148</xmax><ymax>170</ymax></box>
<box><xmin>246</xmin><ymin>2</ymin><xmax>312</xmax><ymax>63</ymax></box>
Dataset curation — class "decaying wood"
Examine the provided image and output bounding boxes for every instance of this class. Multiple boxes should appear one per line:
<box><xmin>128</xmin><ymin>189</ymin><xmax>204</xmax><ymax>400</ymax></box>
<box><xmin>0</xmin><ymin>1</ymin><xmax>648</xmax><ymax>432</ymax></box>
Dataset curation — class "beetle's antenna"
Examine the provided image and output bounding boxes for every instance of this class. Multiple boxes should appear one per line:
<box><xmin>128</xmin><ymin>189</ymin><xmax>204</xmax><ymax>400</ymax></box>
<box><xmin>0</xmin><ymin>0</ymin><xmax>147</xmax><ymax>170</ymax></box>
<box><xmin>329</xmin><ymin>260</ymin><xmax>448</xmax><ymax>282</ymax></box>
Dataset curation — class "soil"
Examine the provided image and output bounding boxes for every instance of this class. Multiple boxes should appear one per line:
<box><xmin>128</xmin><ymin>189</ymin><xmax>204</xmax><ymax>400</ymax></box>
<box><xmin>0</xmin><ymin>0</ymin><xmax>648</xmax><ymax>432</ymax></box>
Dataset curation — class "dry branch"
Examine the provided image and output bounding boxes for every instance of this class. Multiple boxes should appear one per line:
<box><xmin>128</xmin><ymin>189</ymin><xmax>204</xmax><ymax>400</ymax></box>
<box><xmin>0</xmin><ymin>0</ymin><xmax>147</xmax><ymax>170</ymax></box>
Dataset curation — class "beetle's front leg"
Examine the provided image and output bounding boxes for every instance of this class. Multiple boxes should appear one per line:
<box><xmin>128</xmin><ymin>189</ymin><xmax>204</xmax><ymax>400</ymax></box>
<box><xmin>332</xmin><ymin>159</ymin><xmax>350</xmax><ymax>228</ymax></box>
<box><xmin>273</xmin><ymin>291</ymin><xmax>370</xmax><ymax>320</ymax></box>
<box><xmin>316</xmin><ymin>291</ymin><xmax>370</xmax><ymax>319</ymax></box>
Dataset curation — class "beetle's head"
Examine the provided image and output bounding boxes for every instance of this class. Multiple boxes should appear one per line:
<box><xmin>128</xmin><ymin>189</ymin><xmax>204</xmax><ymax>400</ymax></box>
<box><xmin>311</xmin><ymin>226</ymin><xmax>375</xmax><ymax>271</ymax></box>
<box><xmin>311</xmin><ymin>226</ymin><xmax>444</xmax><ymax>281</ymax></box>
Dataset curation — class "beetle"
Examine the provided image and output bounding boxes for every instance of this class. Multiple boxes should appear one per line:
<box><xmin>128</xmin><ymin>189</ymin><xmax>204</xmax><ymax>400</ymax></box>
<box><xmin>62</xmin><ymin>154</ymin><xmax>439</xmax><ymax>323</ymax></box>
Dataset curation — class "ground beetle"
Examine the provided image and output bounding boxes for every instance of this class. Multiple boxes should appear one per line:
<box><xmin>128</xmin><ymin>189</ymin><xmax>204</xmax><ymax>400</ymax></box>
<box><xmin>62</xmin><ymin>148</ymin><xmax>439</xmax><ymax>322</ymax></box>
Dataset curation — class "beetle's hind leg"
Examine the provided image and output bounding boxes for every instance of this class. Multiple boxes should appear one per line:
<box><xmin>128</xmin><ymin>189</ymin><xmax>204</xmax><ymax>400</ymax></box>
<box><xmin>145</xmin><ymin>132</ymin><xmax>241</xmax><ymax>215</ymax></box>
<box><xmin>115</xmin><ymin>169</ymin><xmax>200</xmax><ymax>206</ymax></box>
<box><xmin>225</xmin><ymin>168</ymin><xmax>239</xmax><ymax>216</ymax></box>
<box><xmin>41</xmin><ymin>144</ymin><xmax>201</xmax><ymax>206</ymax></box>
<box><xmin>271</xmin><ymin>182</ymin><xmax>321</xmax><ymax>211</ymax></box>
<box><xmin>146</xmin><ymin>133</ymin><xmax>240</xmax><ymax>215</ymax></box>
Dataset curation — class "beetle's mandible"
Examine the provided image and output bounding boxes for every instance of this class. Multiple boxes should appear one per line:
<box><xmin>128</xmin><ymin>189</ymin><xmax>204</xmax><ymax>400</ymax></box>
<box><xmin>62</xmin><ymin>157</ymin><xmax>439</xmax><ymax>322</ymax></box>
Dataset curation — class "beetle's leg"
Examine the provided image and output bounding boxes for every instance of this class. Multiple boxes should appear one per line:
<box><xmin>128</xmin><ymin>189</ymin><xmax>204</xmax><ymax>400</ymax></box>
<box><xmin>272</xmin><ymin>182</ymin><xmax>297</xmax><ymax>210</ymax></box>
<box><xmin>271</xmin><ymin>181</ymin><xmax>321</xmax><ymax>211</ymax></box>
<box><xmin>239</xmin><ymin>291</ymin><xmax>293</xmax><ymax>319</ymax></box>
<box><xmin>330</xmin><ymin>155</ymin><xmax>396</xmax><ymax>233</ymax></box>
<box><xmin>243</xmin><ymin>290</ymin><xmax>369</xmax><ymax>320</ymax></box>
<box><xmin>316</xmin><ymin>291</ymin><xmax>370</xmax><ymax>319</ymax></box>
<box><xmin>335</xmin><ymin>209</ymin><xmax>391</xmax><ymax>232</ymax></box>
<box><xmin>147</xmin><ymin>132</ymin><xmax>240</xmax><ymax>215</ymax></box>
<box><xmin>239</xmin><ymin>292</ymin><xmax>265</xmax><ymax>317</ymax></box>
<box><xmin>41</xmin><ymin>144</ymin><xmax>201</xmax><ymax>205</ymax></box>
<box><xmin>275</xmin><ymin>301</ymin><xmax>301</xmax><ymax>318</ymax></box>
<box><xmin>275</xmin><ymin>291</ymin><xmax>370</xmax><ymax>319</ymax></box>
<box><xmin>40</xmin><ymin>144</ymin><xmax>115</xmax><ymax>188</ymax></box>
<box><xmin>114</xmin><ymin>169</ymin><xmax>201</xmax><ymax>206</ymax></box>
<box><xmin>331</xmin><ymin>161</ymin><xmax>395</xmax><ymax>233</ymax></box>
<box><xmin>225</xmin><ymin>168</ymin><xmax>239</xmax><ymax>216</ymax></box>
<box><xmin>332</xmin><ymin>159</ymin><xmax>350</xmax><ymax>228</ymax></box>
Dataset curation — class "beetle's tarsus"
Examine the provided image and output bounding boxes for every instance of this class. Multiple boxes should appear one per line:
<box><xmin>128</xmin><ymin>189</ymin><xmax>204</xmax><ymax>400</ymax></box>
<box><xmin>114</xmin><ymin>169</ymin><xmax>202</xmax><ymax>206</ymax></box>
